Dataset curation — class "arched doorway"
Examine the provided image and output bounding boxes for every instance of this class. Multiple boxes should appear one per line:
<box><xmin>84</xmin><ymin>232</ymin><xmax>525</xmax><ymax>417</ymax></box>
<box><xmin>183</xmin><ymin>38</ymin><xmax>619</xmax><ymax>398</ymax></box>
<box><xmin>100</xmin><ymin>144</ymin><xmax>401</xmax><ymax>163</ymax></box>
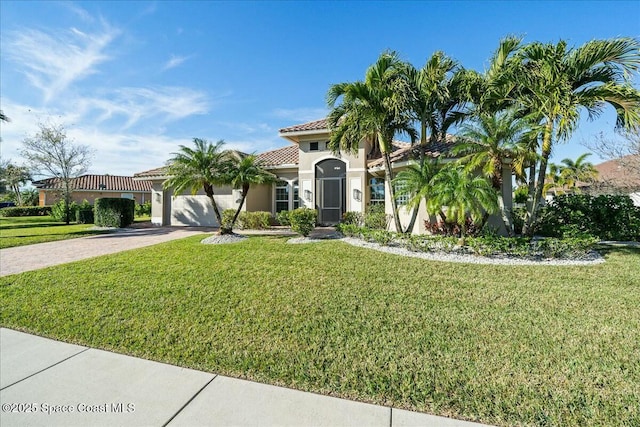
<box><xmin>315</xmin><ymin>158</ymin><xmax>346</xmax><ymax>225</ymax></box>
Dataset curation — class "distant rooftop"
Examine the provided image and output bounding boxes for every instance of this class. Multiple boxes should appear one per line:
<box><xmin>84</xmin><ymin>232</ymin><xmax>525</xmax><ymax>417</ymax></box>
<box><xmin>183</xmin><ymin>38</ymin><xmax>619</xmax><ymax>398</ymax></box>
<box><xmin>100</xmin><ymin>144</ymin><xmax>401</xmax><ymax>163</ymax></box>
<box><xmin>33</xmin><ymin>174</ymin><xmax>152</xmax><ymax>192</ymax></box>
<box><xmin>279</xmin><ymin>119</ymin><xmax>328</xmax><ymax>134</ymax></box>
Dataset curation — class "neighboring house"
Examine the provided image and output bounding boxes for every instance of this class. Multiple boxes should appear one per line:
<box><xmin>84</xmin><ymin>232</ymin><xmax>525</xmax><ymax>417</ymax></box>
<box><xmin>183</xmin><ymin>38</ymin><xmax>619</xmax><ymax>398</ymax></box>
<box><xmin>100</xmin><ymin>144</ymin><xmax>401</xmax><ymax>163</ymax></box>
<box><xmin>585</xmin><ymin>155</ymin><xmax>640</xmax><ymax>206</ymax></box>
<box><xmin>32</xmin><ymin>174</ymin><xmax>152</xmax><ymax>206</ymax></box>
<box><xmin>134</xmin><ymin>119</ymin><xmax>513</xmax><ymax>233</ymax></box>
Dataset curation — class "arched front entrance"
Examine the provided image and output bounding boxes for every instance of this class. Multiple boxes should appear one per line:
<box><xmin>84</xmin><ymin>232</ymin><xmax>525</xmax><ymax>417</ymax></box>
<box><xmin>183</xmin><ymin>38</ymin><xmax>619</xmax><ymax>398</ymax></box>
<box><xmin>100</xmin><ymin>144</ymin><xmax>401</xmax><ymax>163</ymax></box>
<box><xmin>315</xmin><ymin>158</ymin><xmax>346</xmax><ymax>225</ymax></box>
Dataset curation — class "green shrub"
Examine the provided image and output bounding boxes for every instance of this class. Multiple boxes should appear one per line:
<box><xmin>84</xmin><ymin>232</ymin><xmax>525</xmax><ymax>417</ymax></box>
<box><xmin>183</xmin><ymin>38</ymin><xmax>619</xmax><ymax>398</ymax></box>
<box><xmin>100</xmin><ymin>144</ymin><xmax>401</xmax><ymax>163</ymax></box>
<box><xmin>94</xmin><ymin>198</ymin><xmax>135</xmax><ymax>228</ymax></box>
<box><xmin>221</xmin><ymin>209</ymin><xmax>236</xmax><ymax>230</ymax></box>
<box><xmin>51</xmin><ymin>200</ymin><xmax>79</xmax><ymax>222</ymax></box>
<box><xmin>289</xmin><ymin>207</ymin><xmax>317</xmax><ymax>237</ymax></box>
<box><xmin>341</xmin><ymin>211</ymin><xmax>364</xmax><ymax>226</ymax></box>
<box><xmin>238</xmin><ymin>211</ymin><xmax>271</xmax><ymax>229</ymax></box>
<box><xmin>538</xmin><ymin>194</ymin><xmax>640</xmax><ymax>241</ymax></box>
<box><xmin>75</xmin><ymin>200</ymin><xmax>94</xmax><ymax>224</ymax></box>
<box><xmin>0</xmin><ymin>206</ymin><xmax>52</xmax><ymax>217</ymax></box>
<box><xmin>364</xmin><ymin>204</ymin><xmax>390</xmax><ymax>230</ymax></box>
<box><xmin>135</xmin><ymin>201</ymin><xmax>152</xmax><ymax>217</ymax></box>
<box><xmin>276</xmin><ymin>210</ymin><xmax>291</xmax><ymax>226</ymax></box>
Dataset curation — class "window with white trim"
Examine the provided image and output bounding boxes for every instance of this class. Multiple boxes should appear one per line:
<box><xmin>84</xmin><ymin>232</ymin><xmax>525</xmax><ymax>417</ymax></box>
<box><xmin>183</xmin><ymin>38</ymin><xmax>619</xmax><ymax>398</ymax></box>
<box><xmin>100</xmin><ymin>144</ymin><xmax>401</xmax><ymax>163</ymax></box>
<box><xmin>369</xmin><ymin>178</ymin><xmax>385</xmax><ymax>206</ymax></box>
<box><xmin>275</xmin><ymin>180</ymin><xmax>289</xmax><ymax>213</ymax></box>
<box><xmin>394</xmin><ymin>182</ymin><xmax>409</xmax><ymax>206</ymax></box>
<box><xmin>293</xmin><ymin>180</ymin><xmax>300</xmax><ymax>209</ymax></box>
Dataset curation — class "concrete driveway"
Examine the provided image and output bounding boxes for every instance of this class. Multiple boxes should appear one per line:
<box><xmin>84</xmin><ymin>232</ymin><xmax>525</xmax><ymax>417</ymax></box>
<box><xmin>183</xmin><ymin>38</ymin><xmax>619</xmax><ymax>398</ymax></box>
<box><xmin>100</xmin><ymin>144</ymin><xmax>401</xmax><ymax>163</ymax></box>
<box><xmin>0</xmin><ymin>227</ymin><xmax>209</xmax><ymax>277</ymax></box>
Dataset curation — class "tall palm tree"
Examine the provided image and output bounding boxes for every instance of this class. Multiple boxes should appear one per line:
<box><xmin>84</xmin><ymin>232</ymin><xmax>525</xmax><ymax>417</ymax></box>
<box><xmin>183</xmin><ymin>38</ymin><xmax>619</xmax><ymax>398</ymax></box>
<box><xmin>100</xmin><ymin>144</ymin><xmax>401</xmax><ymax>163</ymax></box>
<box><xmin>392</xmin><ymin>158</ymin><xmax>446</xmax><ymax>225</ymax></box>
<box><xmin>427</xmin><ymin>165</ymin><xmax>498</xmax><ymax>243</ymax></box>
<box><xmin>164</xmin><ymin>138</ymin><xmax>230</xmax><ymax>233</ymax></box>
<box><xmin>401</xmin><ymin>52</ymin><xmax>473</xmax><ymax>232</ymax></box>
<box><xmin>510</xmin><ymin>38</ymin><xmax>640</xmax><ymax>235</ymax></box>
<box><xmin>453</xmin><ymin>109</ymin><xmax>534</xmax><ymax>235</ymax></box>
<box><xmin>226</xmin><ymin>153</ymin><xmax>276</xmax><ymax>232</ymax></box>
<box><xmin>327</xmin><ymin>51</ymin><xmax>416</xmax><ymax>233</ymax></box>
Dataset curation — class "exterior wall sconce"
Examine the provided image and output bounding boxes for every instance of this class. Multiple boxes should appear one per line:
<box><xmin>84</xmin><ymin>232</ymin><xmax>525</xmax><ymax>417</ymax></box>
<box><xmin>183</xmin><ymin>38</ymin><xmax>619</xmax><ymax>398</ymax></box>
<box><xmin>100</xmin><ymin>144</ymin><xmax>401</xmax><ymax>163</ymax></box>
<box><xmin>304</xmin><ymin>190</ymin><xmax>313</xmax><ymax>202</ymax></box>
<box><xmin>352</xmin><ymin>189</ymin><xmax>362</xmax><ymax>202</ymax></box>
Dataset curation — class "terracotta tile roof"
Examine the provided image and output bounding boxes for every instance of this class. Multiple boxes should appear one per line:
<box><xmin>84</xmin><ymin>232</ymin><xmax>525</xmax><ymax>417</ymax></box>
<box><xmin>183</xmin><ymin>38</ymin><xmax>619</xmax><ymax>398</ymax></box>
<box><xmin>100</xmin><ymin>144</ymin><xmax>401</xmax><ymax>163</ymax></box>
<box><xmin>133</xmin><ymin>167</ymin><xmax>169</xmax><ymax>179</ymax></box>
<box><xmin>256</xmin><ymin>145</ymin><xmax>299</xmax><ymax>167</ymax></box>
<box><xmin>33</xmin><ymin>175</ymin><xmax>152</xmax><ymax>192</ymax></box>
<box><xmin>367</xmin><ymin>137</ymin><xmax>455</xmax><ymax>168</ymax></box>
<box><xmin>592</xmin><ymin>155</ymin><xmax>640</xmax><ymax>189</ymax></box>
<box><xmin>279</xmin><ymin>119</ymin><xmax>328</xmax><ymax>133</ymax></box>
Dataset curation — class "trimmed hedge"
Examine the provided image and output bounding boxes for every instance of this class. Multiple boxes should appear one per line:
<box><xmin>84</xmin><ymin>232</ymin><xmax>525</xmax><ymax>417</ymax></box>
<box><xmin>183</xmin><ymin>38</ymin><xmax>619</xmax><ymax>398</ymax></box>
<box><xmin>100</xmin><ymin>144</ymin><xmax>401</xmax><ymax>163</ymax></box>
<box><xmin>76</xmin><ymin>209</ymin><xmax>94</xmax><ymax>224</ymax></box>
<box><xmin>0</xmin><ymin>206</ymin><xmax>52</xmax><ymax>217</ymax></box>
<box><xmin>95</xmin><ymin>198</ymin><xmax>135</xmax><ymax>228</ymax></box>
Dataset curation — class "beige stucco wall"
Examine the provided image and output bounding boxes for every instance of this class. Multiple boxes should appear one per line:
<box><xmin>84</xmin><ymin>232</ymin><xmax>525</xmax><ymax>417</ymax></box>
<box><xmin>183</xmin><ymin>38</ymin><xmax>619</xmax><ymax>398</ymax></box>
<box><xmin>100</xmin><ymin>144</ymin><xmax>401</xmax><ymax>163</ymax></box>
<box><xmin>295</xmin><ymin>134</ymin><xmax>369</xmax><ymax>215</ymax></box>
<box><xmin>245</xmin><ymin>183</ymin><xmax>272</xmax><ymax>212</ymax></box>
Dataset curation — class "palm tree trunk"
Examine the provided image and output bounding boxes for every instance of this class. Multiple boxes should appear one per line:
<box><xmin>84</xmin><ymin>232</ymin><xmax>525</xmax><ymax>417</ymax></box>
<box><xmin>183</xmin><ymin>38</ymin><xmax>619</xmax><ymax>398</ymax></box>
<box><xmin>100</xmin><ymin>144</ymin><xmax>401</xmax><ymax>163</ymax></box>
<box><xmin>383</xmin><ymin>153</ymin><xmax>403</xmax><ymax>233</ymax></box>
<box><xmin>523</xmin><ymin>120</ymin><xmax>553</xmax><ymax>236</ymax></box>
<box><xmin>230</xmin><ymin>185</ymin><xmax>249</xmax><ymax>232</ymax></box>
<box><xmin>204</xmin><ymin>184</ymin><xmax>225</xmax><ymax>233</ymax></box>
<box><xmin>404</xmin><ymin>121</ymin><xmax>429</xmax><ymax>234</ymax></box>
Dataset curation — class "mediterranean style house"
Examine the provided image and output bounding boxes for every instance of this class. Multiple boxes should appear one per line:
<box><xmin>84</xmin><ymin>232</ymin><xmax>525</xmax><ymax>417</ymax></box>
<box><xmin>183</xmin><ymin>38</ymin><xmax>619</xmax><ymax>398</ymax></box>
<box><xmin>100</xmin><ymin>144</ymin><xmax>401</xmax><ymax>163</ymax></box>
<box><xmin>134</xmin><ymin>119</ymin><xmax>513</xmax><ymax>234</ymax></box>
<box><xmin>33</xmin><ymin>174</ymin><xmax>152</xmax><ymax>206</ymax></box>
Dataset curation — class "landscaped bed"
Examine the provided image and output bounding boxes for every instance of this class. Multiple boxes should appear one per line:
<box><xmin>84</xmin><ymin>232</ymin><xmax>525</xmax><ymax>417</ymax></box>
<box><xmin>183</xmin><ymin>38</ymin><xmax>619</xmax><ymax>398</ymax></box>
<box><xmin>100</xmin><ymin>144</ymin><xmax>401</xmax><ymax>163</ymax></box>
<box><xmin>1</xmin><ymin>235</ymin><xmax>638</xmax><ymax>426</ymax></box>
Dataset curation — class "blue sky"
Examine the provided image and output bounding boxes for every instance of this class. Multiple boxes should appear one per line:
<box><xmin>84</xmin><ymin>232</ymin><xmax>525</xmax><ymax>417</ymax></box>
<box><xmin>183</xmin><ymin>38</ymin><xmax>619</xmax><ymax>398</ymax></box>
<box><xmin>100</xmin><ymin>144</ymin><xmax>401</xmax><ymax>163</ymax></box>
<box><xmin>1</xmin><ymin>1</ymin><xmax>639</xmax><ymax>177</ymax></box>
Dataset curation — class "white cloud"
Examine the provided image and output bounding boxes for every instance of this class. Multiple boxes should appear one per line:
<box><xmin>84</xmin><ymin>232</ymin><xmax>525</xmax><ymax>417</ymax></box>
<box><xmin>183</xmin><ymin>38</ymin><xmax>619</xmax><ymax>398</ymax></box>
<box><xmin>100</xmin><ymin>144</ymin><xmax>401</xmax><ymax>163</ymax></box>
<box><xmin>272</xmin><ymin>107</ymin><xmax>327</xmax><ymax>123</ymax></box>
<box><xmin>163</xmin><ymin>54</ymin><xmax>190</xmax><ymax>70</ymax></box>
<box><xmin>5</xmin><ymin>21</ymin><xmax>120</xmax><ymax>102</ymax></box>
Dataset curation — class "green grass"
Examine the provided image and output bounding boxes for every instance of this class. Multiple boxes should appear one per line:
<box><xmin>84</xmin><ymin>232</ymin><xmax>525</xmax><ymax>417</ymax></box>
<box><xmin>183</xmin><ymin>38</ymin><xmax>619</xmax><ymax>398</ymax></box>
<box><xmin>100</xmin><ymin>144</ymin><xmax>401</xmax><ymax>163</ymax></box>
<box><xmin>1</xmin><ymin>237</ymin><xmax>639</xmax><ymax>426</ymax></box>
<box><xmin>0</xmin><ymin>215</ymin><xmax>151</xmax><ymax>249</ymax></box>
<box><xmin>0</xmin><ymin>216</ymin><xmax>110</xmax><ymax>249</ymax></box>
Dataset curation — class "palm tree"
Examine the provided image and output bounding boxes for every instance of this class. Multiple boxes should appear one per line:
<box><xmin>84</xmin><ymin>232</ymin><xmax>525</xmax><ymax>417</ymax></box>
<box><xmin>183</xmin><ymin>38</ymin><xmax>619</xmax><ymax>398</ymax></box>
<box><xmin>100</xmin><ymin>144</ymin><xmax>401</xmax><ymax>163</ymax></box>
<box><xmin>392</xmin><ymin>158</ymin><xmax>446</xmax><ymax>225</ymax></box>
<box><xmin>509</xmin><ymin>38</ymin><xmax>640</xmax><ymax>235</ymax></box>
<box><xmin>452</xmin><ymin>109</ymin><xmax>534</xmax><ymax>234</ymax></box>
<box><xmin>226</xmin><ymin>153</ymin><xmax>276</xmax><ymax>232</ymax></box>
<box><xmin>544</xmin><ymin>162</ymin><xmax>567</xmax><ymax>196</ymax></box>
<box><xmin>401</xmin><ymin>52</ymin><xmax>473</xmax><ymax>232</ymax></box>
<box><xmin>428</xmin><ymin>165</ymin><xmax>498</xmax><ymax>244</ymax></box>
<box><xmin>164</xmin><ymin>138</ymin><xmax>231</xmax><ymax>233</ymax></box>
<box><xmin>558</xmin><ymin>153</ymin><xmax>598</xmax><ymax>190</ymax></box>
<box><xmin>327</xmin><ymin>51</ymin><xmax>417</xmax><ymax>234</ymax></box>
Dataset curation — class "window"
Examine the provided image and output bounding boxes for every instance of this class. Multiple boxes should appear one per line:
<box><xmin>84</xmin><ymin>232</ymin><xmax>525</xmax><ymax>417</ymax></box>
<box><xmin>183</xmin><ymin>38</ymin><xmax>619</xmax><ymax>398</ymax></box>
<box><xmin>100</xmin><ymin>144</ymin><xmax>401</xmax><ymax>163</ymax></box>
<box><xmin>394</xmin><ymin>182</ymin><xmax>409</xmax><ymax>206</ymax></box>
<box><xmin>293</xmin><ymin>181</ymin><xmax>300</xmax><ymax>209</ymax></box>
<box><xmin>121</xmin><ymin>193</ymin><xmax>134</xmax><ymax>199</ymax></box>
<box><xmin>275</xmin><ymin>180</ymin><xmax>289</xmax><ymax>213</ymax></box>
<box><xmin>369</xmin><ymin>178</ymin><xmax>385</xmax><ymax>206</ymax></box>
<box><xmin>310</xmin><ymin>142</ymin><xmax>319</xmax><ymax>151</ymax></box>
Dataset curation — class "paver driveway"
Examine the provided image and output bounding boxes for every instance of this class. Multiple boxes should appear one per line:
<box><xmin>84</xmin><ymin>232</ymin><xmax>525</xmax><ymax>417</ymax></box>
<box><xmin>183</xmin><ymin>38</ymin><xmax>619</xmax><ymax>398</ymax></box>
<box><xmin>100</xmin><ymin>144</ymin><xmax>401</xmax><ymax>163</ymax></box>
<box><xmin>0</xmin><ymin>227</ymin><xmax>209</xmax><ymax>277</ymax></box>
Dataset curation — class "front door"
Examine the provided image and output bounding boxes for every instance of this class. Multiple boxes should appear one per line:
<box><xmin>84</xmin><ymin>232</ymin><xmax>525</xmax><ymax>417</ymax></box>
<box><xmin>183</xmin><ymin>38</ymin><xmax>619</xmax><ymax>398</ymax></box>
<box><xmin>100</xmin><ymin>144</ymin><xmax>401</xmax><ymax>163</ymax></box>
<box><xmin>318</xmin><ymin>178</ymin><xmax>343</xmax><ymax>224</ymax></box>
<box><xmin>315</xmin><ymin>159</ymin><xmax>346</xmax><ymax>225</ymax></box>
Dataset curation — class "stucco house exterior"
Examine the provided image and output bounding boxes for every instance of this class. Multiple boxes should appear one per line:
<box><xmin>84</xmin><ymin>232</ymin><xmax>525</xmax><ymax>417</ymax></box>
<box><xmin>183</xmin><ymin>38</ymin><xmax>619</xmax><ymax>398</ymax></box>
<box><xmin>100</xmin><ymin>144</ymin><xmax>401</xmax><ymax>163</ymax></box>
<box><xmin>33</xmin><ymin>174</ymin><xmax>152</xmax><ymax>206</ymax></box>
<box><xmin>134</xmin><ymin>118</ymin><xmax>513</xmax><ymax>234</ymax></box>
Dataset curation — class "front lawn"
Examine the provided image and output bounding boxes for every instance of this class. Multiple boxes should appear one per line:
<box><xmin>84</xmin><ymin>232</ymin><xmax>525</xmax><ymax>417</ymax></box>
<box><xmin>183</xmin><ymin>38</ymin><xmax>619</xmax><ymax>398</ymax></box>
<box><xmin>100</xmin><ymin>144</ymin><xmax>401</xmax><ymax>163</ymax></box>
<box><xmin>1</xmin><ymin>236</ymin><xmax>638</xmax><ymax>426</ymax></box>
<box><xmin>0</xmin><ymin>215</ymin><xmax>151</xmax><ymax>249</ymax></box>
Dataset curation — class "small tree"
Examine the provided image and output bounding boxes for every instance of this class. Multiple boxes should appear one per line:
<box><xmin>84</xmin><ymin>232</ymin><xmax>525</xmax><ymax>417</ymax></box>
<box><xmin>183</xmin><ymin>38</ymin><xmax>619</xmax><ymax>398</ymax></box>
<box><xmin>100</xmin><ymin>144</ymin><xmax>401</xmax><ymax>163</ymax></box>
<box><xmin>225</xmin><ymin>153</ymin><xmax>276</xmax><ymax>233</ymax></box>
<box><xmin>0</xmin><ymin>161</ymin><xmax>31</xmax><ymax>206</ymax></box>
<box><xmin>164</xmin><ymin>138</ymin><xmax>230</xmax><ymax>233</ymax></box>
<box><xmin>22</xmin><ymin>123</ymin><xmax>93</xmax><ymax>224</ymax></box>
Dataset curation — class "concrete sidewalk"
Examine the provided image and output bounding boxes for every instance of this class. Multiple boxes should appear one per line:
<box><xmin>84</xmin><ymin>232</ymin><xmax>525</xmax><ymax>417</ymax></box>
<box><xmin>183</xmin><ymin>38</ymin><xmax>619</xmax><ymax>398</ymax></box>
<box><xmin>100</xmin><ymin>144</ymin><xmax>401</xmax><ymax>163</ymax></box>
<box><xmin>0</xmin><ymin>329</ymin><xmax>491</xmax><ymax>427</ymax></box>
